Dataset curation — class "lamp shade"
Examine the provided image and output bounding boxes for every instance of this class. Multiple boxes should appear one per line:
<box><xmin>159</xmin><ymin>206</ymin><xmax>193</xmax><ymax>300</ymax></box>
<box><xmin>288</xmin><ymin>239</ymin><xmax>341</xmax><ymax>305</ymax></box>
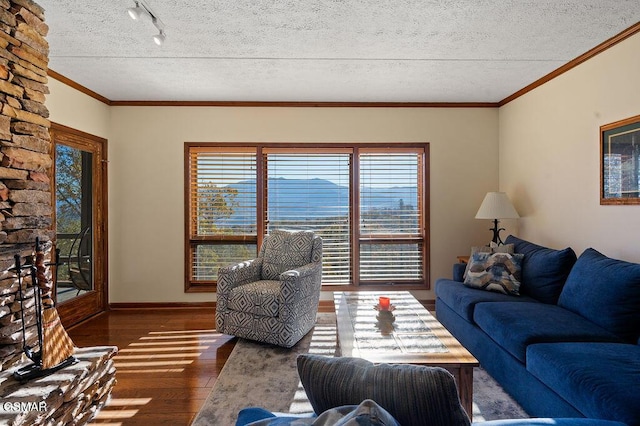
<box><xmin>475</xmin><ymin>192</ymin><xmax>519</xmax><ymax>219</ymax></box>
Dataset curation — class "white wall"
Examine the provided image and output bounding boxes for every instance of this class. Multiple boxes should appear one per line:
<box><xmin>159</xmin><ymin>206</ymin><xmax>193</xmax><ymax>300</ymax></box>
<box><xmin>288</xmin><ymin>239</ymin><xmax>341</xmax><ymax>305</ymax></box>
<box><xmin>47</xmin><ymin>79</ymin><xmax>111</xmax><ymax>139</ymax></box>
<box><xmin>107</xmin><ymin>107</ymin><xmax>499</xmax><ymax>302</ymax></box>
<box><xmin>499</xmin><ymin>32</ymin><xmax>640</xmax><ymax>262</ymax></box>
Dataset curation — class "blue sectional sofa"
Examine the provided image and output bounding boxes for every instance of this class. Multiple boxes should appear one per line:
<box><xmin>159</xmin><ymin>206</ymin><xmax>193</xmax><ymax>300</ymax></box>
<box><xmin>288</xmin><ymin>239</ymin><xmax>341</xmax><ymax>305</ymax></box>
<box><xmin>435</xmin><ymin>236</ymin><xmax>640</xmax><ymax>426</ymax></box>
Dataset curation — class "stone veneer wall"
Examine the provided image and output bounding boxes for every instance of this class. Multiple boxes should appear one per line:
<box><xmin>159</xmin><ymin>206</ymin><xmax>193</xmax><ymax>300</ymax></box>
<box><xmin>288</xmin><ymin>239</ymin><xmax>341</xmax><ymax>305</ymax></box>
<box><xmin>0</xmin><ymin>0</ymin><xmax>54</xmax><ymax>372</ymax></box>
<box><xmin>0</xmin><ymin>2</ymin><xmax>117</xmax><ymax>425</ymax></box>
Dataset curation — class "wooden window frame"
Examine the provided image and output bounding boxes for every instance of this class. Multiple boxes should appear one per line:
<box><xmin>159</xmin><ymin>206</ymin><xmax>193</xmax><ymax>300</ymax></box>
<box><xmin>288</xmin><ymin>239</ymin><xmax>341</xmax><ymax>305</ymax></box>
<box><xmin>184</xmin><ymin>142</ymin><xmax>430</xmax><ymax>293</ymax></box>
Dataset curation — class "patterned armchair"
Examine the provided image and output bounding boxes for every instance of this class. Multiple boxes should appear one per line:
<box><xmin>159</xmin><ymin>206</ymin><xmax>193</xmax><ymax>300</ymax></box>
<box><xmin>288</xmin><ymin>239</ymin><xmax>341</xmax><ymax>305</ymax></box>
<box><xmin>215</xmin><ymin>230</ymin><xmax>323</xmax><ymax>348</ymax></box>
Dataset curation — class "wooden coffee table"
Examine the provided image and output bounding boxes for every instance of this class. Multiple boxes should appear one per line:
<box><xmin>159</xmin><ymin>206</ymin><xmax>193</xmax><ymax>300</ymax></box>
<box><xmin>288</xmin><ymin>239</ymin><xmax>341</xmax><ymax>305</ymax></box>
<box><xmin>334</xmin><ymin>291</ymin><xmax>478</xmax><ymax>418</ymax></box>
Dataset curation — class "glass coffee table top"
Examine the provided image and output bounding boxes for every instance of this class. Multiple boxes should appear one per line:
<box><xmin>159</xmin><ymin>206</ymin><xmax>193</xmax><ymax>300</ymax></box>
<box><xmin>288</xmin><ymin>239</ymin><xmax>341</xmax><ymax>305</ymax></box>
<box><xmin>334</xmin><ymin>291</ymin><xmax>478</xmax><ymax>366</ymax></box>
<box><xmin>339</xmin><ymin>291</ymin><xmax>448</xmax><ymax>355</ymax></box>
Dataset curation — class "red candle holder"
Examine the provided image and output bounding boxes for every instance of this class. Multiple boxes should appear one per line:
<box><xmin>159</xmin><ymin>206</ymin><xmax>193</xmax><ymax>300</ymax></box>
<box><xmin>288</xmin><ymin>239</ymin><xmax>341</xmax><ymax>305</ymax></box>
<box><xmin>378</xmin><ymin>296</ymin><xmax>390</xmax><ymax>310</ymax></box>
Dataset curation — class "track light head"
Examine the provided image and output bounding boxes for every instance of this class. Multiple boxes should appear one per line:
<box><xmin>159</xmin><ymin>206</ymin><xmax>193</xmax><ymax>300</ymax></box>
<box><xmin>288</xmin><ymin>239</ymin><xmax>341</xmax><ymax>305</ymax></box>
<box><xmin>153</xmin><ymin>30</ymin><xmax>166</xmax><ymax>46</ymax></box>
<box><xmin>127</xmin><ymin>2</ymin><xmax>144</xmax><ymax>20</ymax></box>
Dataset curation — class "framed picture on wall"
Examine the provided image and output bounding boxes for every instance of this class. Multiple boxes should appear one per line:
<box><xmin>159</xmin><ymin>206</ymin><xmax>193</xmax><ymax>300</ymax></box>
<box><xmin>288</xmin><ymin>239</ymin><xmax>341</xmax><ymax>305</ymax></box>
<box><xmin>601</xmin><ymin>114</ymin><xmax>640</xmax><ymax>205</ymax></box>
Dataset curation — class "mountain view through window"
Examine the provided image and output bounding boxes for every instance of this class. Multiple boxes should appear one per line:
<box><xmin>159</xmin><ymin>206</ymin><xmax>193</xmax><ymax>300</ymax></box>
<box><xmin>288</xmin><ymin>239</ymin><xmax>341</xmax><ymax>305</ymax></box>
<box><xmin>185</xmin><ymin>144</ymin><xmax>429</xmax><ymax>291</ymax></box>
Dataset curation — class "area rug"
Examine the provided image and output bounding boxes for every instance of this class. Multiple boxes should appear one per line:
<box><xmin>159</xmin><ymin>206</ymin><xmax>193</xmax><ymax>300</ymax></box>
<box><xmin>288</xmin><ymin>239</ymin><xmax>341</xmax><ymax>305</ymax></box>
<box><xmin>192</xmin><ymin>313</ymin><xmax>528</xmax><ymax>425</ymax></box>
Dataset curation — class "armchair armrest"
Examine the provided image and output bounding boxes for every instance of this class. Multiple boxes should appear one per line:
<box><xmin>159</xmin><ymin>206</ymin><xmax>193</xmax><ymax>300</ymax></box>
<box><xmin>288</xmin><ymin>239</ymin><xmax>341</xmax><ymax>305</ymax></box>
<box><xmin>217</xmin><ymin>258</ymin><xmax>263</xmax><ymax>294</ymax></box>
<box><xmin>280</xmin><ymin>262</ymin><xmax>321</xmax><ymax>280</ymax></box>
<box><xmin>279</xmin><ymin>261</ymin><xmax>323</xmax><ymax>303</ymax></box>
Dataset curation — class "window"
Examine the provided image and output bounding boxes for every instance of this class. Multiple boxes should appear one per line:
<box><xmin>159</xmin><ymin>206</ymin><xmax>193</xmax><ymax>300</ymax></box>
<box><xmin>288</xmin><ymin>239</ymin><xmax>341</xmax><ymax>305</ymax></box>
<box><xmin>358</xmin><ymin>150</ymin><xmax>425</xmax><ymax>284</ymax></box>
<box><xmin>185</xmin><ymin>147</ymin><xmax>257</xmax><ymax>289</ymax></box>
<box><xmin>185</xmin><ymin>143</ymin><xmax>429</xmax><ymax>292</ymax></box>
<box><xmin>265</xmin><ymin>150</ymin><xmax>351</xmax><ymax>284</ymax></box>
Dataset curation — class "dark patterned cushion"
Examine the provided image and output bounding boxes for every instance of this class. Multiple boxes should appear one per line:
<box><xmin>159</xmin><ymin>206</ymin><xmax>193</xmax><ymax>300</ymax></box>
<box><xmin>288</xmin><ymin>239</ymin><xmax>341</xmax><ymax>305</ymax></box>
<box><xmin>463</xmin><ymin>252</ymin><xmax>524</xmax><ymax>295</ymax></box>
<box><xmin>463</xmin><ymin>243</ymin><xmax>515</xmax><ymax>279</ymax></box>
<box><xmin>296</xmin><ymin>355</ymin><xmax>470</xmax><ymax>426</ymax></box>
<box><xmin>262</xmin><ymin>230</ymin><xmax>315</xmax><ymax>280</ymax></box>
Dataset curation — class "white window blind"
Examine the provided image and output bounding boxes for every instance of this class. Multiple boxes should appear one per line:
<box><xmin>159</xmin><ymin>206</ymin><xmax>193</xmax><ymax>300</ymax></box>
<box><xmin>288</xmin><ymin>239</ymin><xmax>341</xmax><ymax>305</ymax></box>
<box><xmin>265</xmin><ymin>152</ymin><xmax>351</xmax><ymax>285</ymax></box>
<box><xmin>359</xmin><ymin>152</ymin><xmax>424</xmax><ymax>282</ymax></box>
<box><xmin>189</xmin><ymin>149</ymin><xmax>257</xmax><ymax>236</ymax></box>
<box><xmin>192</xmin><ymin>243</ymin><xmax>256</xmax><ymax>281</ymax></box>
<box><xmin>188</xmin><ymin>148</ymin><xmax>257</xmax><ymax>282</ymax></box>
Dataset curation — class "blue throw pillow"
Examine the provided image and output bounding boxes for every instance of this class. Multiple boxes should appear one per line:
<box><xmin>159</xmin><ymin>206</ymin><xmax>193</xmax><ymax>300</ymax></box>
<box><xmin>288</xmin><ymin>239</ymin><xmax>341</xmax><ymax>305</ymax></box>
<box><xmin>505</xmin><ymin>235</ymin><xmax>577</xmax><ymax>304</ymax></box>
<box><xmin>558</xmin><ymin>248</ymin><xmax>640</xmax><ymax>342</ymax></box>
<box><xmin>236</xmin><ymin>407</ymin><xmax>277</xmax><ymax>425</ymax></box>
<box><xmin>237</xmin><ymin>400</ymin><xmax>400</xmax><ymax>425</ymax></box>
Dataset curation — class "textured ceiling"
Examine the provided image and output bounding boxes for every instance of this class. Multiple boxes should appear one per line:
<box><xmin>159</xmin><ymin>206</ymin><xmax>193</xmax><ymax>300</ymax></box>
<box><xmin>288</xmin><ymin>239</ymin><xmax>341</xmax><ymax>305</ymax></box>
<box><xmin>38</xmin><ymin>0</ymin><xmax>640</xmax><ymax>103</ymax></box>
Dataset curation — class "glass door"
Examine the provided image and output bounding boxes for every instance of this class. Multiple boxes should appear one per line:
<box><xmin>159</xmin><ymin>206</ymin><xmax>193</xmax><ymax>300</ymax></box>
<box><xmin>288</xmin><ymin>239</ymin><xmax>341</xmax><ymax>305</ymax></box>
<box><xmin>51</xmin><ymin>123</ymin><xmax>108</xmax><ymax>327</ymax></box>
<box><xmin>55</xmin><ymin>145</ymin><xmax>93</xmax><ymax>302</ymax></box>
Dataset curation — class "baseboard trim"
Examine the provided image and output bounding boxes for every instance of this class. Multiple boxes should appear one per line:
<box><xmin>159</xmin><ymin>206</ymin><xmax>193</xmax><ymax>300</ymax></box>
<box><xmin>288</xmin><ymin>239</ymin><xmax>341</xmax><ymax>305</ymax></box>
<box><xmin>109</xmin><ymin>302</ymin><xmax>216</xmax><ymax>309</ymax></box>
<box><xmin>108</xmin><ymin>299</ymin><xmax>434</xmax><ymax>312</ymax></box>
<box><xmin>109</xmin><ymin>301</ymin><xmax>332</xmax><ymax>310</ymax></box>
<box><xmin>422</xmin><ymin>299</ymin><xmax>436</xmax><ymax>312</ymax></box>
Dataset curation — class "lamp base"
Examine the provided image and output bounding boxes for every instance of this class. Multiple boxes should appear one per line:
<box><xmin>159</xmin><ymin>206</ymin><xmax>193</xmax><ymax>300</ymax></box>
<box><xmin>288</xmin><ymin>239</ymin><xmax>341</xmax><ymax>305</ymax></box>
<box><xmin>489</xmin><ymin>219</ymin><xmax>506</xmax><ymax>245</ymax></box>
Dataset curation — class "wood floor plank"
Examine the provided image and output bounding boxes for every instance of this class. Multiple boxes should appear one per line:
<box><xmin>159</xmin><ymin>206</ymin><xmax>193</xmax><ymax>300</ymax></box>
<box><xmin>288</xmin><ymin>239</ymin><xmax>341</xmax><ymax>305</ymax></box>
<box><xmin>67</xmin><ymin>308</ymin><xmax>231</xmax><ymax>425</ymax></box>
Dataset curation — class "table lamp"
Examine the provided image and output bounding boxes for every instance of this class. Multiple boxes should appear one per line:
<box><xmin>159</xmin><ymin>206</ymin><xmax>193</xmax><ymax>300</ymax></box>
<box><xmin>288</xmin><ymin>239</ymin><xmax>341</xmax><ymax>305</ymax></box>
<box><xmin>475</xmin><ymin>192</ymin><xmax>520</xmax><ymax>245</ymax></box>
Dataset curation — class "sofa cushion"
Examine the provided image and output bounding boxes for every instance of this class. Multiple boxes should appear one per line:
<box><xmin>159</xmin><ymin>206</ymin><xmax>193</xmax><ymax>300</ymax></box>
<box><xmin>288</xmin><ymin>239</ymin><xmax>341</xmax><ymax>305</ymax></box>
<box><xmin>296</xmin><ymin>354</ymin><xmax>470</xmax><ymax>426</ymax></box>
<box><xmin>505</xmin><ymin>235</ymin><xmax>577</xmax><ymax>304</ymax></box>
<box><xmin>464</xmin><ymin>252</ymin><xmax>524</xmax><ymax>295</ymax></box>
<box><xmin>473</xmin><ymin>302</ymin><xmax>622</xmax><ymax>363</ymax></box>
<box><xmin>558</xmin><ymin>248</ymin><xmax>640</xmax><ymax>342</ymax></box>
<box><xmin>262</xmin><ymin>230</ymin><xmax>314</xmax><ymax>280</ymax></box>
<box><xmin>527</xmin><ymin>342</ymin><xmax>640</xmax><ymax>425</ymax></box>
<box><xmin>435</xmin><ymin>279</ymin><xmax>536</xmax><ymax>323</ymax></box>
<box><xmin>228</xmin><ymin>280</ymin><xmax>281</xmax><ymax>317</ymax></box>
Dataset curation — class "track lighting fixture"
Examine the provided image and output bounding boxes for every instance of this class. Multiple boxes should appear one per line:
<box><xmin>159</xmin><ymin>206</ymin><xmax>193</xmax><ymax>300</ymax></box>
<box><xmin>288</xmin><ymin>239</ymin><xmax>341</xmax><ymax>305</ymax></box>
<box><xmin>127</xmin><ymin>1</ymin><xmax>166</xmax><ymax>46</ymax></box>
<box><xmin>153</xmin><ymin>30</ymin><xmax>166</xmax><ymax>46</ymax></box>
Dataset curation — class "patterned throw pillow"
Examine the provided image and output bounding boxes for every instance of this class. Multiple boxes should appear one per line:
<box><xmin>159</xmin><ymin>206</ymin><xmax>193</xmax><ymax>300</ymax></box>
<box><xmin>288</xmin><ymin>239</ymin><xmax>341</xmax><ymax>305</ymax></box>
<box><xmin>463</xmin><ymin>243</ymin><xmax>514</xmax><ymax>279</ymax></box>
<box><xmin>463</xmin><ymin>252</ymin><xmax>524</xmax><ymax>295</ymax></box>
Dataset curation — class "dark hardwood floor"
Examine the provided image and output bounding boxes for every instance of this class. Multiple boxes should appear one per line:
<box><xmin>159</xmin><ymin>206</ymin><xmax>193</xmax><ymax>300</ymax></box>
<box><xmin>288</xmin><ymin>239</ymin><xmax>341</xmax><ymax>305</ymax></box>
<box><xmin>67</xmin><ymin>308</ymin><xmax>236</xmax><ymax>425</ymax></box>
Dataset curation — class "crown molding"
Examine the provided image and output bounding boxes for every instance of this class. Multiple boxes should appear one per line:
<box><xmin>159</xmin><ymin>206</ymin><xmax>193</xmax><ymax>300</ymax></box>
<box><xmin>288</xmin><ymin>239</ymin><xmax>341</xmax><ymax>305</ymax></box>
<box><xmin>48</xmin><ymin>69</ymin><xmax>112</xmax><ymax>105</ymax></box>
<box><xmin>498</xmin><ymin>20</ymin><xmax>640</xmax><ymax>106</ymax></box>
<box><xmin>108</xmin><ymin>100</ymin><xmax>499</xmax><ymax>108</ymax></box>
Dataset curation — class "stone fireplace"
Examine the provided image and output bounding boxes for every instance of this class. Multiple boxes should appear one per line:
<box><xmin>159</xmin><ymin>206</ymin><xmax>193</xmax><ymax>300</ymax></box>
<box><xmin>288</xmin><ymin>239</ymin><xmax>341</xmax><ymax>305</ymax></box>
<box><xmin>0</xmin><ymin>1</ymin><xmax>116</xmax><ymax>424</ymax></box>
